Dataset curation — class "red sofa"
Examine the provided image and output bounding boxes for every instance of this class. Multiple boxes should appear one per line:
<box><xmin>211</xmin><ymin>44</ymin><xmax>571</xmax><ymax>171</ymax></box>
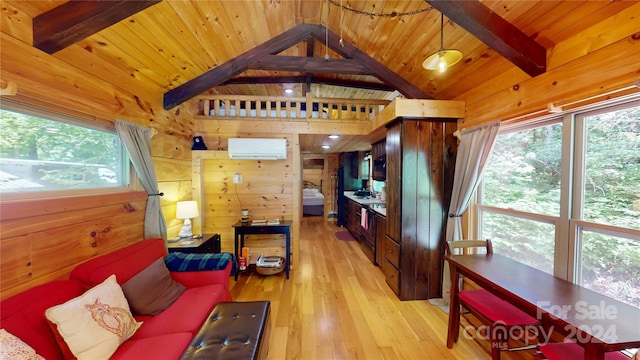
<box><xmin>0</xmin><ymin>238</ymin><xmax>232</xmax><ymax>360</ymax></box>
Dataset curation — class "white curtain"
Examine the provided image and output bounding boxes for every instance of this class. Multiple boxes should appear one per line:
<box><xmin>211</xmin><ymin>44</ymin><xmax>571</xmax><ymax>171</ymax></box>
<box><xmin>115</xmin><ymin>120</ymin><xmax>167</xmax><ymax>241</ymax></box>
<box><xmin>430</xmin><ymin>120</ymin><xmax>501</xmax><ymax>311</ymax></box>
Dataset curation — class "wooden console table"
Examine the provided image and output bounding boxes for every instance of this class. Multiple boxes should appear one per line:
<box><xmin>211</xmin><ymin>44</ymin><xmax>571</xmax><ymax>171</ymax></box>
<box><xmin>232</xmin><ymin>220</ymin><xmax>291</xmax><ymax>279</ymax></box>
<box><xmin>446</xmin><ymin>253</ymin><xmax>640</xmax><ymax>360</ymax></box>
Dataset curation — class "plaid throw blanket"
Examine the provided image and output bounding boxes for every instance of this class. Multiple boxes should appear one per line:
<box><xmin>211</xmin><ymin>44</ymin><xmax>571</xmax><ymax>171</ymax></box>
<box><xmin>165</xmin><ymin>252</ymin><xmax>237</xmax><ymax>275</ymax></box>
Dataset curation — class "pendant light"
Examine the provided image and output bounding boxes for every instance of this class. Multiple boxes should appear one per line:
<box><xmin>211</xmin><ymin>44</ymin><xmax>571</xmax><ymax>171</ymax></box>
<box><xmin>422</xmin><ymin>13</ymin><xmax>462</xmax><ymax>73</ymax></box>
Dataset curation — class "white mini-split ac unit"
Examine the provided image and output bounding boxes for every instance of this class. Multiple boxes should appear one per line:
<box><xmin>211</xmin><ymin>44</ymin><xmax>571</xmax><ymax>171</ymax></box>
<box><xmin>228</xmin><ymin>138</ymin><xmax>287</xmax><ymax>160</ymax></box>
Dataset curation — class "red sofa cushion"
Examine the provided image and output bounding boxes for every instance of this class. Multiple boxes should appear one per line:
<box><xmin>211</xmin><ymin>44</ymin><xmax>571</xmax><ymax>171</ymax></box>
<box><xmin>110</xmin><ymin>333</ymin><xmax>193</xmax><ymax>360</ymax></box>
<box><xmin>70</xmin><ymin>239</ymin><xmax>167</xmax><ymax>287</ymax></box>
<box><xmin>131</xmin><ymin>284</ymin><xmax>232</xmax><ymax>339</ymax></box>
<box><xmin>0</xmin><ymin>280</ymin><xmax>84</xmax><ymax>360</ymax></box>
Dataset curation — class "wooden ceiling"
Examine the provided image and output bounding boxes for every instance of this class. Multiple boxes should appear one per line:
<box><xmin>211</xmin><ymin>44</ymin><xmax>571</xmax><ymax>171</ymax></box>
<box><xmin>4</xmin><ymin>0</ymin><xmax>635</xmax><ymax>154</ymax></box>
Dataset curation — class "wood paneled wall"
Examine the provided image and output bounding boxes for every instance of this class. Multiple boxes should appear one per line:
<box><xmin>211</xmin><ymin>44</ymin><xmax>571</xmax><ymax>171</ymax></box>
<box><xmin>1</xmin><ymin>22</ymin><xmax>195</xmax><ymax>299</ymax></box>
<box><xmin>191</xmin><ymin>140</ymin><xmax>299</xmax><ymax>265</ymax></box>
<box><xmin>459</xmin><ymin>4</ymin><xmax>640</xmax><ymax>126</ymax></box>
<box><xmin>0</xmin><ymin>192</ymin><xmax>147</xmax><ymax>299</ymax></box>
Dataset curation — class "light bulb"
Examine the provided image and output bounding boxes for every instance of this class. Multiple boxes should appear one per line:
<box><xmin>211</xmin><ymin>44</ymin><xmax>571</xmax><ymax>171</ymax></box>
<box><xmin>438</xmin><ymin>54</ymin><xmax>448</xmax><ymax>73</ymax></box>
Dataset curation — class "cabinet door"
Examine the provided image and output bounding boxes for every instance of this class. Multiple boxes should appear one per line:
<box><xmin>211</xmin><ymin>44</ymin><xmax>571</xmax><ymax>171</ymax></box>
<box><xmin>385</xmin><ymin>124</ymin><xmax>401</xmax><ymax>242</ymax></box>
<box><xmin>375</xmin><ymin>215</ymin><xmax>386</xmax><ymax>266</ymax></box>
<box><xmin>372</xmin><ymin>139</ymin><xmax>386</xmax><ymax>159</ymax></box>
<box><xmin>346</xmin><ymin>199</ymin><xmax>360</xmax><ymax>237</ymax></box>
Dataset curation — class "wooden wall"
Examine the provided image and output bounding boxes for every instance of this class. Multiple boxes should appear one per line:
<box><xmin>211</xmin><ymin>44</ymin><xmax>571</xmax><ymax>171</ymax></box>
<box><xmin>0</xmin><ymin>22</ymin><xmax>195</xmax><ymax>299</ymax></box>
<box><xmin>188</xmin><ymin>132</ymin><xmax>302</xmax><ymax>267</ymax></box>
<box><xmin>191</xmin><ymin>145</ymin><xmax>295</xmax><ymax>264</ymax></box>
<box><xmin>0</xmin><ymin>192</ymin><xmax>147</xmax><ymax>299</ymax></box>
<box><xmin>458</xmin><ymin>3</ymin><xmax>640</xmax><ymax>126</ymax></box>
<box><xmin>303</xmin><ymin>168</ymin><xmax>324</xmax><ymax>189</ymax></box>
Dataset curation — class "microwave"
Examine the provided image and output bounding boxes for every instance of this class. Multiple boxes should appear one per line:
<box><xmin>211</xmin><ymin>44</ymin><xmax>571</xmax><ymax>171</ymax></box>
<box><xmin>372</xmin><ymin>157</ymin><xmax>386</xmax><ymax>181</ymax></box>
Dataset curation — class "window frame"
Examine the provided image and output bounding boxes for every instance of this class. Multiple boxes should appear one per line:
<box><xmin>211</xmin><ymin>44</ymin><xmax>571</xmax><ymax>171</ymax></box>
<box><xmin>475</xmin><ymin>97</ymin><xmax>640</xmax><ymax>286</ymax></box>
<box><xmin>0</xmin><ymin>100</ymin><xmax>137</xmax><ymax>201</ymax></box>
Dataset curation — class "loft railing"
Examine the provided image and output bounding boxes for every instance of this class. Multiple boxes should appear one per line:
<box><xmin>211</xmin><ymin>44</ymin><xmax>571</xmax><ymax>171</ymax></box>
<box><xmin>196</xmin><ymin>93</ymin><xmax>390</xmax><ymax>121</ymax></box>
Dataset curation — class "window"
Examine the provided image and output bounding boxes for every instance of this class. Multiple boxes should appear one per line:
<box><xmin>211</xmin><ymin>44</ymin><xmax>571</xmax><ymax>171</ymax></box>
<box><xmin>480</xmin><ymin>120</ymin><xmax>563</xmax><ymax>274</ymax></box>
<box><xmin>477</xmin><ymin>99</ymin><xmax>640</xmax><ymax>309</ymax></box>
<box><xmin>0</xmin><ymin>107</ymin><xmax>129</xmax><ymax>194</ymax></box>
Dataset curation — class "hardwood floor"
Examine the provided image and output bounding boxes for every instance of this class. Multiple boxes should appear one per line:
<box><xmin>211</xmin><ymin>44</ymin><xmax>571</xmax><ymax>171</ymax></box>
<box><xmin>229</xmin><ymin>216</ymin><xmax>535</xmax><ymax>359</ymax></box>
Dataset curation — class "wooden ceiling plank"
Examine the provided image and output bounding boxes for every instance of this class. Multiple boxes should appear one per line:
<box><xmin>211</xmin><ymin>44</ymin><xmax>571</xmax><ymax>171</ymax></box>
<box><xmin>300</xmin><ymin>0</ymin><xmax>322</xmax><ymax>20</ymax></box>
<box><xmin>164</xmin><ymin>23</ymin><xmax>315</xmax><ymax>109</ymax></box>
<box><xmin>426</xmin><ymin>0</ymin><xmax>546</xmax><ymax>77</ymax></box>
<box><xmin>33</xmin><ymin>0</ymin><xmax>161</xmax><ymax>54</ymax></box>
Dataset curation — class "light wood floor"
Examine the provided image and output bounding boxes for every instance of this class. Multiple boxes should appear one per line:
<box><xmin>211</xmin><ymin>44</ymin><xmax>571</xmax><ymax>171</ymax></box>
<box><xmin>229</xmin><ymin>216</ymin><xmax>535</xmax><ymax>359</ymax></box>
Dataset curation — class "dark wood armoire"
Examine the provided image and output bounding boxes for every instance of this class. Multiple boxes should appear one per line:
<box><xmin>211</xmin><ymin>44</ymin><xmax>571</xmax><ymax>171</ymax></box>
<box><xmin>383</xmin><ymin>118</ymin><xmax>457</xmax><ymax>300</ymax></box>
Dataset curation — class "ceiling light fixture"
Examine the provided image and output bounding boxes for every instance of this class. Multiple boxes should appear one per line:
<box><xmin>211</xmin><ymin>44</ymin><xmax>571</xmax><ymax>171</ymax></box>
<box><xmin>422</xmin><ymin>13</ymin><xmax>462</xmax><ymax>73</ymax></box>
<box><xmin>284</xmin><ymin>88</ymin><xmax>293</xmax><ymax>94</ymax></box>
<box><xmin>322</xmin><ymin>145</ymin><xmax>330</xmax><ymax>149</ymax></box>
<box><xmin>328</xmin><ymin>134</ymin><xmax>339</xmax><ymax>139</ymax></box>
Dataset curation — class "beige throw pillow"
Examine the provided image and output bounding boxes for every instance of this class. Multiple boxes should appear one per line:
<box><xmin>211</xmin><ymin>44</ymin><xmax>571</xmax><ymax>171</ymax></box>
<box><xmin>45</xmin><ymin>274</ymin><xmax>142</xmax><ymax>360</ymax></box>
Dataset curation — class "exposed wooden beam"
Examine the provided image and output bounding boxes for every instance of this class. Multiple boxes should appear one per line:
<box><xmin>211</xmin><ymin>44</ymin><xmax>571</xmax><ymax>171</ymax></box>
<box><xmin>33</xmin><ymin>0</ymin><xmax>160</xmax><ymax>54</ymax></box>
<box><xmin>306</xmin><ymin>38</ymin><xmax>315</xmax><ymax>92</ymax></box>
<box><xmin>164</xmin><ymin>23</ymin><xmax>428</xmax><ymax>109</ymax></box>
<box><xmin>306</xmin><ymin>24</ymin><xmax>430</xmax><ymax>99</ymax></box>
<box><xmin>164</xmin><ymin>23</ymin><xmax>314</xmax><ymax>109</ymax></box>
<box><xmin>426</xmin><ymin>0</ymin><xmax>546</xmax><ymax>77</ymax></box>
<box><xmin>222</xmin><ymin>76</ymin><xmax>395</xmax><ymax>92</ymax></box>
<box><xmin>251</xmin><ymin>56</ymin><xmax>372</xmax><ymax>74</ymax></box>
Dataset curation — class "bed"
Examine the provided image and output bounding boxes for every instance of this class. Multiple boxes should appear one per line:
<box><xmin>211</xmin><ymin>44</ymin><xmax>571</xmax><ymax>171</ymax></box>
<box><xmin>196</xmin><ymin>94</ymin><xmax>390</xmax><ymax>121</ymax></box>
<box><xmin>303</xmin><ymin>181</ymin><xmax>324</xmax><ymax>216</ymax></box>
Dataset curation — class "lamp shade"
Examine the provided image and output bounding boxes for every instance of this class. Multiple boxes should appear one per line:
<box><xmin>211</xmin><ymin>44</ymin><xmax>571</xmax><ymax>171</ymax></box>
<box><xmin>422</xmin><ymin>13</ymin><xmax>463</xmax><ymax>72</ymax></box>
<box><xmin>422</xmin><ymin>49</ymin><xmax>463</xmax><ymax>72</ymax></box>
<box><xmin>176</xmin><ymin>201</ymin><xmax>199</xmax><ymax>219</ymax></box>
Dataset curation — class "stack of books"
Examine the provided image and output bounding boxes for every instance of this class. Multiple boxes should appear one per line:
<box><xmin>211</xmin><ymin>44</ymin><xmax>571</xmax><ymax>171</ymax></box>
<box><xmin>251</xmin><ymin>219</ymin><xmax>280</xmax><ymax>225</ymax></box>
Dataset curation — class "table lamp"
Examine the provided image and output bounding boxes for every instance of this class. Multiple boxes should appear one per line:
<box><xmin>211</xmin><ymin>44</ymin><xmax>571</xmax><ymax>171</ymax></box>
<box><xmin>176</xmin><ymin>200</ymin><xmax>199</xmax><ymax>238</ymax></box>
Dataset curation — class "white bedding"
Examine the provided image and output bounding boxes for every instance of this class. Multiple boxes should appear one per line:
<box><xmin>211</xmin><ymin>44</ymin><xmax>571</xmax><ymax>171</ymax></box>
<box><xmin>209</xmin><ymin>107</ymin><xmax>329</xmax><ymax>119</ymax></box>
<box><xmin>303</xmin><ymin>188</ymin><xmax>324</xmax><ymax>206</ymax></box>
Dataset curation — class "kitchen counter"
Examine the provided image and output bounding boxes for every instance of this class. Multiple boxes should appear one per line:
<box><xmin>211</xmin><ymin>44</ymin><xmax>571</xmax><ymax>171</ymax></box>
<box><xmin>344</xmin><ymin>191</ymin><xmax>386</xmax><ymax>216</ymax></box>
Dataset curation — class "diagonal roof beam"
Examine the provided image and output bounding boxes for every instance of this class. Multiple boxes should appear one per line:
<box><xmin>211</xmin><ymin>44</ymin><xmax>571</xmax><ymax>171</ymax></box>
<box><xmin>305</xmin><ymin>24</ymin><xmax>429</xmax><ymax>99</ymax></box>
<box><xmin>33</xmin><ymin>0</ymin><xmax>160</xmax><ymax>54</ymax></box>
<box><xmin>426</xmin><ymin>0</ymin><xmax>546</xmax><ymax>77</ymax></box>
<box><xmin>164</xmin><ymin>23</ymin><xmax>429</xmax><ymax>109</ymax></box>
<box><xmin>164</xmin><ymin>23</ymin><xmax>315</xmax><ymax>109</ymax></box>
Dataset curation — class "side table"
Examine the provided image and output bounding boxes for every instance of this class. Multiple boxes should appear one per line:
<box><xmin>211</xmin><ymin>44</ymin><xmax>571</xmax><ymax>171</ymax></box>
<box><xmin>232</xmin><ymin>220</ymin><xmax>291</xmax><ymax>279</ymax></box>
<box><xmin>167</xmin><ymin>233</ymin><xmax>221</xmax><ymax>254</ymax></box>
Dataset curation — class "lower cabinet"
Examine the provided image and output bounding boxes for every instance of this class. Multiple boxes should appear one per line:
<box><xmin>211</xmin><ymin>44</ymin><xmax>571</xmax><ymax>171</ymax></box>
<box><xmin>346</xmin><ymin>199</ymin><xmax>361</xmax><ymax>238</ymax></box>
<box><xmin>375</xmin><ymin>214</ymin><xmax>386</xmax><ymax>266</ymax></box>
<box><xmin>383</xmin><ymin>235</ymin><xmax>401</xmax><ymax>295</ymax></box>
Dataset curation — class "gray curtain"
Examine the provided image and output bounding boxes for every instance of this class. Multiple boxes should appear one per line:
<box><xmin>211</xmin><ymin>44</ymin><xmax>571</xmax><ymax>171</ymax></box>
<box><xmin>430</xmin><ymin>120</ymin><xmax>501</xmax><ymax>311</ymax></box>
<box><xmin>115</xmin><ymin>120</ymin><xmax>167</xmax><ymax>241</ymax></box>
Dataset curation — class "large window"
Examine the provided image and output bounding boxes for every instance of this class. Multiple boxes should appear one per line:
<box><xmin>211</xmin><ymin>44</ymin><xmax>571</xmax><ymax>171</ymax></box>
<box><xmin>477</xmin><ymin>99</ymin><xmax>640</xmax><ymax>309</ymax></box>
<box><xmin>480</xmin><ymin>120</ymin><xmax>563</xmax><ymax>274</ymax></box>
<box><xmin>0</xmin><ymin>107</ymin><xmax>129</xmax><ymax>194</ymax></box>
